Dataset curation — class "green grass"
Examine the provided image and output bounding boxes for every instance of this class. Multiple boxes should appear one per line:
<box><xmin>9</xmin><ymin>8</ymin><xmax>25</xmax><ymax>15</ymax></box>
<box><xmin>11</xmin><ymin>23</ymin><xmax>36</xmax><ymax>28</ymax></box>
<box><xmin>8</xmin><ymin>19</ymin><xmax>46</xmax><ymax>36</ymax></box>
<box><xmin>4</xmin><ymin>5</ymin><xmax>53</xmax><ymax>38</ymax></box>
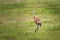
<box><xmin>0</xmin><ymin>2</ymin><xmax>26</xmax><ymax>9</ymax></box>
<box><xmin>0</xmin><ymin>0</ymin><xmax>60</xmax><ymax>40</ymax></box>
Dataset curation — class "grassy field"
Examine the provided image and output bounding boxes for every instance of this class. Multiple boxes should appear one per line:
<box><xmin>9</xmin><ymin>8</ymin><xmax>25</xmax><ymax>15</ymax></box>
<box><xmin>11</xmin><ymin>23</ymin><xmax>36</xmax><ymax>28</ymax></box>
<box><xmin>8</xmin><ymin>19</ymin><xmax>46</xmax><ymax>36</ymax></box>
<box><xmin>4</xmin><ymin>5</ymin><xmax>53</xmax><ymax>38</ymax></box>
<box><xmin>0</xmin><ymin>0</ymin><xmax>60</xmax><ymax>40</ymax></box>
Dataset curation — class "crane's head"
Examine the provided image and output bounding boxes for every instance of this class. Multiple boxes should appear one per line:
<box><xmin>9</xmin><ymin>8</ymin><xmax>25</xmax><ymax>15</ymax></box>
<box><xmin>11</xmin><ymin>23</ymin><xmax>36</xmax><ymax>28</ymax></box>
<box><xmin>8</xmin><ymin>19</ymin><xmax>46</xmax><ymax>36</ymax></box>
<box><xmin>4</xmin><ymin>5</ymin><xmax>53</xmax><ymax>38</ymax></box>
<box><xmin>33</xmin><ymin>16</ymin><xmax>35</xmax><ymax>18</ymax></box>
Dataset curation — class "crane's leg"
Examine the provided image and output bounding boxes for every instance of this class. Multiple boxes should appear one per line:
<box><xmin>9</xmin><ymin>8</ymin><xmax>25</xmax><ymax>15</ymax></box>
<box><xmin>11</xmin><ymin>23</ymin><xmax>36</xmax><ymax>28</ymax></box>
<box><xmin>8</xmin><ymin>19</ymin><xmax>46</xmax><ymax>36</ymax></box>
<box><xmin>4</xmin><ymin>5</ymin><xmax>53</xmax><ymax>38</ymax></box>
<box><xmin>40</xmin><ymin>23</ymin><xmax>41</xmax><ymax>27</ymax></box>
<box><xmin>35</xmin><ymin>23</ymin><xmax>41</xmax><ymax>32</ymax></box>
<box><xmin>35</xmin><ymin>25</ymin><xmax>39</xmax><ymax>32</ymax></box>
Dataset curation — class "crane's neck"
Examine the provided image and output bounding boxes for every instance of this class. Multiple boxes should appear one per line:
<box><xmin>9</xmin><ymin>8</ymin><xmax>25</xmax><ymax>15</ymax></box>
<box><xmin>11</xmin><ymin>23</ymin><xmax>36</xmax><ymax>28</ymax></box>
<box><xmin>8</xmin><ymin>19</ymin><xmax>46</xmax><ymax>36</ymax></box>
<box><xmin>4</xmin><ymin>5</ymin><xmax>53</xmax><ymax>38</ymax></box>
<box><xmin>32</xmin><ymin>10</ymin><xmax>36</xmax><ymax>17</ymax></box>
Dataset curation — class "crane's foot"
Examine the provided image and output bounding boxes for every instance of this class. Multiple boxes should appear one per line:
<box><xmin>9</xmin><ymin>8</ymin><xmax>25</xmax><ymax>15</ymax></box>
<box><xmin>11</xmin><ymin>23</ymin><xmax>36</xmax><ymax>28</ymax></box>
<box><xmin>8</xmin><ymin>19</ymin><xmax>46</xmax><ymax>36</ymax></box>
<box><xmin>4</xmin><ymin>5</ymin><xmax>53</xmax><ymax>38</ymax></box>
<box><xmin>35</xmin><ymin>30</ymin><xmax>37</xmax><ymax>32</ymax></box>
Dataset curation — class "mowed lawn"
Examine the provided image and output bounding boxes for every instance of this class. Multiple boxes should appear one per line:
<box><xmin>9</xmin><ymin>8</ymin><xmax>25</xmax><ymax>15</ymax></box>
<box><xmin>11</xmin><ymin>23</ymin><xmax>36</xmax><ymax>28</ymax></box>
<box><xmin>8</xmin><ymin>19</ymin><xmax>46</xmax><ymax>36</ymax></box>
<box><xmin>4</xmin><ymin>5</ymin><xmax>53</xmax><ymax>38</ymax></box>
<box><xmin>0</xmin><ymin>0</ymin><xmax>60</xmax><ymax>40</ymax></box>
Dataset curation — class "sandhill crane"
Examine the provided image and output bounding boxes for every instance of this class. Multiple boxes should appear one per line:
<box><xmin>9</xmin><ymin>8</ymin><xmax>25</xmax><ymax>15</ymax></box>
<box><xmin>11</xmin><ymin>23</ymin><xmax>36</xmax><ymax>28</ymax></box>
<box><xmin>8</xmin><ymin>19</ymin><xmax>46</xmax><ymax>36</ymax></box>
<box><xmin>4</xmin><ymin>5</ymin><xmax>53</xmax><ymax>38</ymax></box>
<box><xmin>33</xmin><ymin>16</ymin><xmax>42</xmax><ymax>32</ymax></box>
<box><xmin>32</xmin><ymin>10</ymin><xmax>42</xmax><ymax>32</ymax></box>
